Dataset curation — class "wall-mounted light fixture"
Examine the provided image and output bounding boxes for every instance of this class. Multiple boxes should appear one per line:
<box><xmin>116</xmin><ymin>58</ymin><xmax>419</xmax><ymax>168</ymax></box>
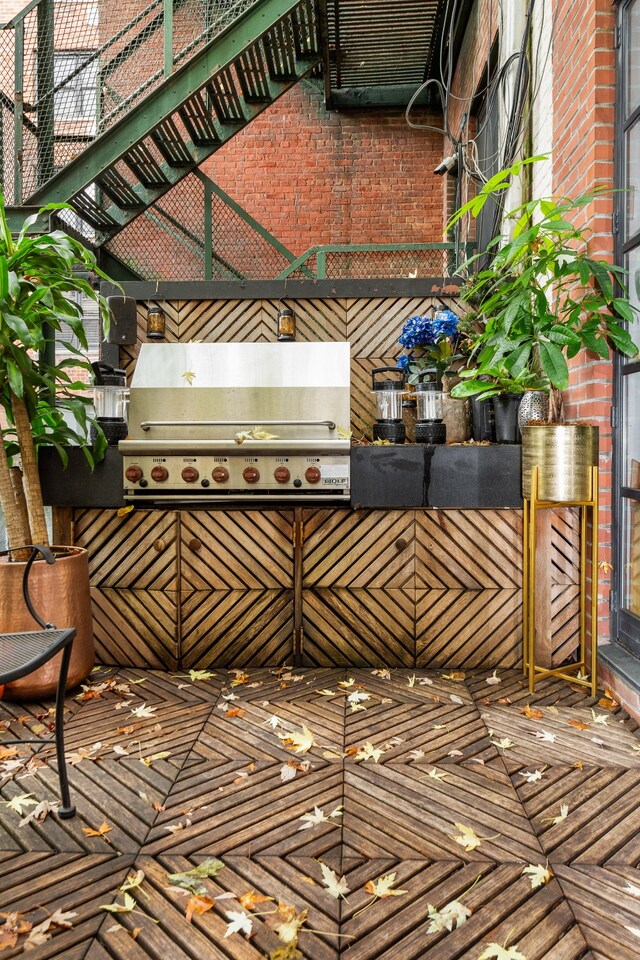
<box><xmin>146</xmin><ymin>304</ymin><xmax>166</xmax><ymax>340</ymax></box>
<box><xmin>276</xmin><ymin>306</ymin><xmax>296</xmax><ymax>341</ymax></box>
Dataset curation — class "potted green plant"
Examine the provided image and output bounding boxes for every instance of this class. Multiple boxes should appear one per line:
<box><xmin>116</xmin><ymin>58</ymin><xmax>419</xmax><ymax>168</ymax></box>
<box><xmin>0</xmin><ymin>190</ymin><xmax>113</xmax><ymax>698</ymax></box>
<box><xmin>449</xmin><ymin>158</ymin><xmax>639</xmax><ymax>496</ymax></box>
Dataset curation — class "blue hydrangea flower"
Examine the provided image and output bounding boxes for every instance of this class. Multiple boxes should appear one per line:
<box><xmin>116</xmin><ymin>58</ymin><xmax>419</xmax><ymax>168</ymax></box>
<box><xmin>396</xmin><ymin>353</ymin><xmax>412</xmax><ymax>370</ymax></box>
<box><xmin>398</xmin><ymin>310</ymin><xmax>459</xmax><ymax>350</ymax></box>
<box><xmin>432</xmin><ymin>309</ymin><xmax>459</xmax><ymax>339</ymax></box>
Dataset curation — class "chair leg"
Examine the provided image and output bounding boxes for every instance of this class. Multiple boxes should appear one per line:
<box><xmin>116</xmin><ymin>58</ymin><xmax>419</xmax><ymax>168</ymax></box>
<box><xmin>54</xmin><ymin>639</ymin><xmax>76</xmax><ymax>819</ymax></box>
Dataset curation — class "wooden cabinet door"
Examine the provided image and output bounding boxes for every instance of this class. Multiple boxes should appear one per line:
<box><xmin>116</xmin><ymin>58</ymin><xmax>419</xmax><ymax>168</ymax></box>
<box><xmin>301</xmin><ymin>508</ymin><xmax>415</xmax><ymax>666</ymax></box>
<box><xmin>179</xmin><ymin>509</ymin><xmax>295</xmax><ymax>667</ymax></box>
<box><xmin>73</xmin><ymin>508</ymin><xmax>179</xmax><ymax>668</ymax></box>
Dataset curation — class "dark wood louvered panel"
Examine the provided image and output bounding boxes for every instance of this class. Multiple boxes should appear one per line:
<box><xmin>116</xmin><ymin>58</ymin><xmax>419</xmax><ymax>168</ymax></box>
<box><xmin>263</xmin><ymin>297</ymin><xmax>348</xmax><ymax>342</ymax></box>
<box><xmin>302</xmin><ymin>588</ymin><xmax>414</xmax><ymax>667</ymax></box>
<box><xmin>74</xmin><ymin>509</ymin><xmax>179</xmax><ymax>591</ymax></box>
<box><xmin>179</xmin><ymin>510</ymin><xmax>294</xmax><ymax>592</ymax></box>
<box><xmin>90</xmin><ymin>587</ymin><xmax>179</xmax><ymax>669</ymax></box>
<box><xmin>176</xmin><ymin>297</ymin><xmax>267</xmax><ymax>342</ymax></box>
<box><xmin>180</xmin><ymin>589</ymin><xmax>294</xmax><ymax>667</ymax></box>
<box><xmin>302</xmin><ymin>508</ymin><xmax>415</xmax><ymax>590</ymax></box>
<box><xmin>415</xmin><ymin>509</ymin><xmax>523</xmax><ymax>590</ymax></box>
<box><xmin>346</xmin><ymin>296</ymin><xmax>448</xmax><ymax>358</ymax></box>
<box><xmin>415</xmin><ymin>589</ymin><xmax>523</xmax><ymax>668</ymax></box>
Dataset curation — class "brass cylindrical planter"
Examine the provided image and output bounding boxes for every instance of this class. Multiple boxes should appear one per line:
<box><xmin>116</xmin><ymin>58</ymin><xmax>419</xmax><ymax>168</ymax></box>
<box><xmin>0</xmin><ymin>547</ymin><xmax>95</xmax><ymax>700</ymax></box>
<box><xmin>522</xmin><ymin>423</ymin><xmax>599</xmax><ymax>501</ymax></box>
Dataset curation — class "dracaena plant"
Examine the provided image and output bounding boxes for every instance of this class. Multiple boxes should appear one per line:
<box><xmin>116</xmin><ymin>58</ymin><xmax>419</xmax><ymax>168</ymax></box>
<box><xmin>448</xmin><ymin>158</ymin><xmax>639</xmax><ymax>416</ymax></box>
<box><xmin>0</xmin><ymin>189</ymin><xmax>113</xmax><ymax>553</ymax></box>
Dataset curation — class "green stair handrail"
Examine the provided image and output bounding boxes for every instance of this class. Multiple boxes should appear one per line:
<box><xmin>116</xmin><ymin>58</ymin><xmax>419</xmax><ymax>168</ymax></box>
<box><xmin>276</xmin><ymin>243</ymin><xmax>474</xmax><ymax>279</ymax></box>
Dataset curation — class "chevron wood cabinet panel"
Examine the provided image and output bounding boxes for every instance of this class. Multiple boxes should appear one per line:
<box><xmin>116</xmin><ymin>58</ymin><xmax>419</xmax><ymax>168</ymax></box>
<box><xmin>181</xmin><ymin>589</ymin><xmax>294</xmax><ymax>667</ymax></box>
<box><xmin>90</xmin><ymin>586</ymin><xmax>179</xmax><ymax>668</ymax></box>
<box><xmin>74</xmin><ymin>508</ymin><xmax>179</xmax><ymax>590</ymax></box>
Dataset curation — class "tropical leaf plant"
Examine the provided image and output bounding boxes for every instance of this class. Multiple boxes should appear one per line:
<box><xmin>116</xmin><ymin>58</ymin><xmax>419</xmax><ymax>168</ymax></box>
<box><xmin>0</xmin><ymin>189</ymin><xmax>115</xmax><ymax>551</ymax></box>
<box><xmin>448</xmin><ymin>159</ymin><xmax>639</xmax><ymax>418</ymax></box>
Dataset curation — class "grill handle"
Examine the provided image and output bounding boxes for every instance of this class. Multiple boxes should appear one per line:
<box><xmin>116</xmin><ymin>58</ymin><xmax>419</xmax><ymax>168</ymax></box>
<box><xmin>140</xmin><ymin>419</ymin><xmax>337</xmax><ymax>432</ymax></box>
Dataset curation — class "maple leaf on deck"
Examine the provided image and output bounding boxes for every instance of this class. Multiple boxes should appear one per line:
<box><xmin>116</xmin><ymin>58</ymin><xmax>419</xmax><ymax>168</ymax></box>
<box><xmin>449</xmin><ymin>823</ymin><xmax>498</xmax><ymax>852</ymax></box>
<box><xmin>120</xmin><ymin>869</ymin><xmax>150</xmax><ymax>900</ymax></box>
<box><xmin>238</xmin><ymin>890</ymin><xmax>274</xmax><ymax>911</ymax></box>
<box><xmin>277</xmin><ymin>724</ymin><xmax>316</xmax><ymax>754</ymax></box>
<box><xmin>166</xmin><ymin>858</ymin><xmax>224</xmax><ymax>896</ymax></box>
<box><xmin>426</xmin><ymin>898</ymin><xmax>471</xmax><ymax>933</ymax></box>
<box><xmin>298</xmin><ymin>805</ymin><xmax>343</xmax><ymax>830</ymax></box>
<box><xmin>185</xmin><ymin>895</ymin><xmax>214</xmax><ymax>923</ymax></box>
<box><xmin>522</xmin><ymin>864</ymin><xmax>553</xmax><ymax>889</ymax></box>
<box><xmin>265</xmin><ymin>901</ymin><xmax>308</xmax><ymax>945</ymax></box>
<box><xmin>99</xmin><ymin>893</ymin><xmax>137</xmax><ymax>914</ymax></box>
<box><xmin>364</xmin><ymin>873</ymin><xmax>408</xmax><ymax>898</ymax></box>
<box><xmin>518</xmin><ymin>769</ymin><xmax>544</xmax><ymax>783</ymax></box>
<box><xmin>477</xmin><ymin>941</ymin><xmax>527</xmax><ymax>959</ymax></box>
<box><xmin>541</xmin><ymin>804</ymin><xmax>569</xmax><ymax>826</ymax></box>
<box><xmin>354</xmin><ymin>741</ymin><xmax>385</xmax><ymax>763</ymax></box>
<box><xmin>490</xmin><ymin>737</ymin><xmax>515</xmax><ymax>751</ymax></box>
<box><xmin>19</xmin><ymin>799</ymin><xmax>56</xmax><ymax>827</ymax></box>
<box><xmin>185</xmin><ymin>670</ymin><xmax>217</xmax><ymax>681</ymax></box>
<box><xmin>225</xmin><ymin>707</ymin><xmax>246</xmax><ymax>719</ymax></box>
<box><xmin>129</xmin><ymin>703</ymin><xmax>157</xmax><ymax>719</ymax></box>
<box><xmin>318</xmin><ymin>862</ymin><xmax>350</xmax><ymax>900</ymax></box>
<box><xmin>82</xmin><ymin>821</ymin><xmax>113</xmax><ymax>841</ymax></box>
<box><xmin>485</xmin><ymin>670</ymin><xmax>502</xmax><ymax>685</ymax></box>
<box><xmin>533</xmin><ymin>730</ymin><xmax>557</xmax><ymax>742</ymax></box>
<box><xmin>224</xmin><ymin>910</ymin><xmax>253</xmax><ymax>938</ymax></box>
<box><xmin>521</xmin><ymin>705</ymin><xmax>543</xmax><ymax>720</ymax></box>
<box><xmin>567</xmin><ymin>718</ymin><xmax>590</xmax><ymax>730</ymax></box>
<box><xmin>424</xmin><ymin>768</ymin><xmax>447</xmax><ymax>782</ymax></box>
<box><xmin>3</xmin><ymin>794</ymin><xmax>38</xmax><ymax>815</ymax></box>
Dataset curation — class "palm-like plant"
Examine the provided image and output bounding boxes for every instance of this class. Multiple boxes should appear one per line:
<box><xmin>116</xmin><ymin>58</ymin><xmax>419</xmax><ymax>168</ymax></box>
<box><xmin>0</xmin><ymin>190</ymin><xmax>112</xmax><ymax>552</ymax></box>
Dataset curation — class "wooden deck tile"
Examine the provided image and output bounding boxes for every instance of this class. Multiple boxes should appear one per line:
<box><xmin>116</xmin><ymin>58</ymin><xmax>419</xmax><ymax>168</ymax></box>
<box><xmin>342</xmin><ymin>763</ymin><xmax>544</xmax><ymax>862</ymax></box>
<box><xmin>143</xmin><ymin>761</ymin><xmax>344</xmax><ymax>859</ymax></box>
<box><xmin>479</xmin><ymin>703</ymin><xmax>640</xmax><ymax>769</ymax></box>
<box><xmin>2</xmin><ymin>665</ymin><xmax>639</xmax><ymax>959</ymax></box>
<box><xmin>181</xmin><ymin>697</ymin><xmax>345</xmax><ymax>764</ymax></box>
<box><xmin>0</xmin><ymin>852</ymin><xmax>134</xmax><ymax>958</ymax></box>
<box><xmin>512</xmin><ymin>764</ymin><xmax>640</xmax><ymax>865</ymax></box>
<box><xmin>344</xmin><ymin>701</ymin><xmax>500</xmax><ymax>766</ymax></box>
<box><xmin>554</xmin><ymin>864</ymin><xmax>640</xmax><ymax>960</ymax></box>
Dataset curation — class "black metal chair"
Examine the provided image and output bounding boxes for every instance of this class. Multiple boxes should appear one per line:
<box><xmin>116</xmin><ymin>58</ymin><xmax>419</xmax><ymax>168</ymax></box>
<box><xmin>0</xmin><ymin>544</ymin><xmax>76</xmax><ymax>818</ymax></box>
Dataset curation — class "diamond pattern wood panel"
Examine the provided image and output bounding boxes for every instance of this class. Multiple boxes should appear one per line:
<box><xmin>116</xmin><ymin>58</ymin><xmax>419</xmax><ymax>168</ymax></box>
<box><xmin>177</xmin><ymin>297</ymin><xmax>266</xmax><ymax>342</ymax></box>
<box><xmin>74</xmin><ymin>509</ymin><xmax>179</xmax><ymax>590</ymax></box>
<box><xmin>179</xmin><ymin>510</ymin><xmax>294</xmax><ymax>591</ymax></box>
<box><xmin>91</xmin><ymin>587</ymin><xmax>179</xmax><ymax>668</ymax></box>
<box><xmin>180</xmin><ymin>589</ymin><xmax>294</xmax><ymax>667</ymax></box>
<box><xmin>346</xmin><ymin>296</ymin><xmax>450</xmax><ymax>357</ymax></box>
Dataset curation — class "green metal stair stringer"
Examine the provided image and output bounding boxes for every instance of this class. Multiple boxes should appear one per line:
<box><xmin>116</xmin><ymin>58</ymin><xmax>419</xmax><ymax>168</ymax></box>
<box><xmin>24</xmin><ymin>0</ymin><xmax>321</xmax><ymax>244</ymax></box>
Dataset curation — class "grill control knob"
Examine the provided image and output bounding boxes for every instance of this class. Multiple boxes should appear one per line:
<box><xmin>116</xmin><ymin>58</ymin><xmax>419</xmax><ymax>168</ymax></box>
<box><xmin>212</xmin><ymin>466</ymin><xmax>229</xmax><ymax>483</ymax></box>
<box><xmin>151</xmin><ymin>465</ymin><xmax>169</xmax><ymax>483</ymax></box>
<box><xmin>243</xmin><ymin>466</ymin><xmax>260</xmax><ymax>483</ymax></box>
<box><xmin>293</xmin><ymin>478</ymin><xmax>302</xmax><ymax>488</ymax></box>
<box><xmin>125</xmin><ymin>465</ymin><xmax>143</xmax><ymax>483</ymax></box>
<box><xmin>274</xmin><ymin>466</ymin><xmax>290</xmax><ymax>484</ymax></box>
<box><xmin>305</xmin><ymin>466</ymin><xmax>321</xmax><ymax>484</ymax></box>
<box><xmin>181</xmin><ymin>466</ymin><xmax>199</xmax><ymax>483</ymax></box>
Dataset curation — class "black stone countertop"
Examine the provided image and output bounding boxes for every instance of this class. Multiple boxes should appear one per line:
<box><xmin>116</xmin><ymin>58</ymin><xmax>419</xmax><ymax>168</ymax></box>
<box><xmin>40</xmin><ymin>444</ymin><xmax>523</xmax><ymax>510</ymax></box>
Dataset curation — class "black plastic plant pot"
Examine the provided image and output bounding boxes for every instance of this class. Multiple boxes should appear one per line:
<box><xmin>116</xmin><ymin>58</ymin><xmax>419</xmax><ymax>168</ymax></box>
<box><xmin>493</xmin><ymin>395</ymin><xmax>522</xmax><ymax>444</ymax></box>
<box><xmin>471</xmin><ymin>397</ymin><xmax>496</xmax><ymax>442</ymax></box>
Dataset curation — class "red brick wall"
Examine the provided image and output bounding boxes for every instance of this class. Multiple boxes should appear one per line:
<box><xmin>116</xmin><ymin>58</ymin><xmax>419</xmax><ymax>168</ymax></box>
<box><xmin>552</xmin><ymin>0</ymin><xmax>617</xmax><ymax>637</ymax></box>
<box><xmin>202</xmin><ymin>81</ymin><xmax>445</xmax><ymax>255</ymax></box>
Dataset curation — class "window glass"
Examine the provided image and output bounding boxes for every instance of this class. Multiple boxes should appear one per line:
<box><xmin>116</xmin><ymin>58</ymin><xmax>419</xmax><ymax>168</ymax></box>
<box><xmin>622</xmin><ymin>497</ymin><xmax>640</xmax><ymax>616</ymax></box>
<box><xmin>626</xmin><ymin>0</ymin><xmax>640</xmax><ymax>115</ymax></box>
<box><xmin>625</xmin><ymin>248</ymin><xmax>640</xmax><ymax>336</ymax></box>
<box><xmin>53</xmin><ymin>52</ymin><xmax>97</xmax><ymax>120</ymax></box>
<box><xmin>626</xmin><ymin>120</ymin><xmax>640</xmax><ymax>240</ymax></box>
<box><xmin>622</xmin><ymin>371</ymin><xmax>640</xmax><ymax>487</ymax></box>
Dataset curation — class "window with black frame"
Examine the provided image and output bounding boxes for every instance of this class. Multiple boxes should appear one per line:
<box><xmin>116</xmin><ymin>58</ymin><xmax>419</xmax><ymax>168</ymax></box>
<box><xmin>615</xmin><ymin>0</ymin><xmax>640</xmax><ymax>658</ymax></box>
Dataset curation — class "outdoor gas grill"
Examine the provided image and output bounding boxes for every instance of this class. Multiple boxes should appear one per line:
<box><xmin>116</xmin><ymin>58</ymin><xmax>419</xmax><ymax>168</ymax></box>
<box><xmin>119</xmin><ymin>342</ymin><xmax>351</xmax><ymax>502</ymax></box>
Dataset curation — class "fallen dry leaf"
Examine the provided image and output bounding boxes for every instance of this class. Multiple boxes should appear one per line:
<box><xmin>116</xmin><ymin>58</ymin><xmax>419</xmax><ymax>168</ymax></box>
<box><xmin>567</xmin><ymin>718</ymin><xmax>590</xmax><ymax>730</ymax></box>
<box><xmin>82</xmin><ymin>821</ymin><xmax>113</xmax><ymax>841</ymax></box>
<box><xmin>185</xmin><ymin>895</ymin><xmax>214</xmax><ymax>923</ymax></box>
<box><xmin>318</xmin><ymin>862</ymin><xmax>350</xmax><ymax>900</ymax></box>
<box><xmin>485</xmin><ymin>670</ymin><xmax>502</xmax><ymax>685</ymax></box>
<box><xmin>225</xmin><ymin>707</ymin><xmax>246</xmax><ymax>719</ymax></box>
<box><xmin>298</xmin><ymin>805</ymin><xmax>343</xmax><ymax>831</ymax></box>
<box><xmin>477</xmin><ymin>941</ymin><xmax>527</xmax><ymax>960</ymax></box>
<box><xmin>364</xmin><ymin>872</ymin><xmax>408</xmax><ymax>898</ymax></box>
<box><xmin>521</xmin><ymin>705</ymin><xmax>543</xmax><ymax>720</ymax></box>
<box><xmin>354</xmin><ymin>741</ymin><xmax>385</xmax><ymax>763</ymax></box>
<box><xmin>238</xmin><ymin>890</ymin><xmax>274</xmax><ymax>911</ymax></box>
<box><xmin>277</xmin><ymin>725</ymin><xmax>316</xmax><ymax>754</ymax></box>
<box><xmin>426</xmin><ymin>898</ymin><xmax>471</xmax><ymax>933</ymax></box>
<box><xmin>265</xmin><ymin>901</ymin><xmax>308</xmax><ymax>945</ymax></box>
<box><xmin>541</xmin><ymin>804</ymin><xmax>569</xmax><ymax>826</ymax></box>
<box><xmin>450</xmin><ymin>823</ymin><xmax>498</xmax><ymax>852</ymax></box>
<box><xmin>523</xmin><ymin>864</ymin><xmax>553</xmax><ymax>889</ymax></box>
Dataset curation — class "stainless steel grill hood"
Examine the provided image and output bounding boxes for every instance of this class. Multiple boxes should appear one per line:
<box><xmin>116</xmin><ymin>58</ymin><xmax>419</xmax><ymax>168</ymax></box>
<box><xmin>120</xmin><ymin>342</ymin><xmax>351</xmax><ymax>502</ymax></box>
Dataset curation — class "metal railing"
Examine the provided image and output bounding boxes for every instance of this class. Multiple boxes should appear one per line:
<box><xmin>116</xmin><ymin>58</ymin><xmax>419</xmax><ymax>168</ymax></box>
<box><xmin>276</xmin><ymin>243</ymin><xmax>472</xmax><ymax>279</ymax></box>
<box><xmin>0</xmin><ymin>0</ymin><xmax>259</xmax><ymax>203</ymax></box>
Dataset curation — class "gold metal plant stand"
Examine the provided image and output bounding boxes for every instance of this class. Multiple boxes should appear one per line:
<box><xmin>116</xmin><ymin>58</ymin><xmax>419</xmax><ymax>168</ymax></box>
<box><xmin>522</xmin><ymin>465</ymin><xmax>599</xmax><ymax>696</ymax></box>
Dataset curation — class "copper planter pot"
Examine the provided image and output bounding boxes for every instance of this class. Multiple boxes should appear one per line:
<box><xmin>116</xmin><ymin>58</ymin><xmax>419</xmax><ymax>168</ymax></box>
<box><xmin>0</xmin><ymin>547</ymin><xmax>95</xmax><ymax>700</ymax></box>
<box><xmin>522</xmin><ymin>423</ymin><xmax>599</xmax><ymax>501</ymax></box>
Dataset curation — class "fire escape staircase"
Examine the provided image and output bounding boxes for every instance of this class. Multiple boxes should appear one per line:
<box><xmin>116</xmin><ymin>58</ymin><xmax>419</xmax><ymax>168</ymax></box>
<box><xmin>20</xmin><ymin>0</ymin><xmax>321</xmax><ymax>244</ymax></box>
